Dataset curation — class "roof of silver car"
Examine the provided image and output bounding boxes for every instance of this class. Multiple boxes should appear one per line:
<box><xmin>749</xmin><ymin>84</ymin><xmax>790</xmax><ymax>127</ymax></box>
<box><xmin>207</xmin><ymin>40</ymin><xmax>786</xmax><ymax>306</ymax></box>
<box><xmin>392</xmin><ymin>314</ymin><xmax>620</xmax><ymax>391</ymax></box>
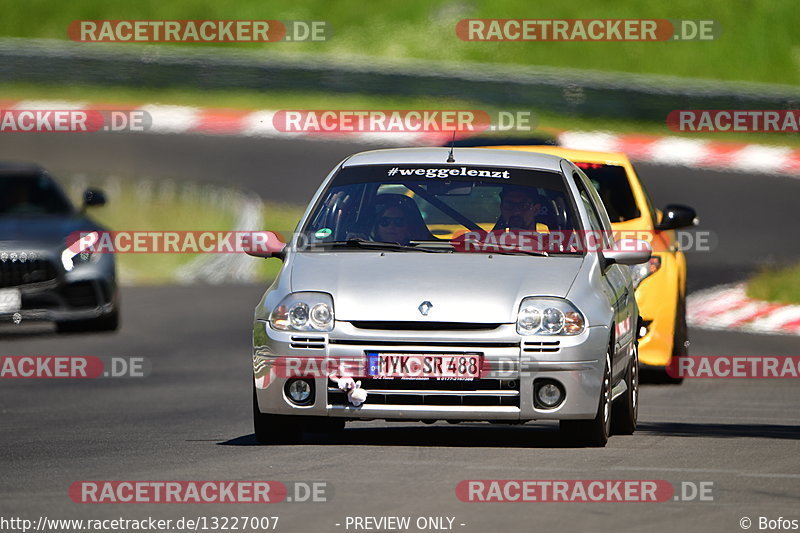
<box><xmin>342</xmin><ymin>147</ymin><xmax>566</xmax><ymax>172</ymax></box>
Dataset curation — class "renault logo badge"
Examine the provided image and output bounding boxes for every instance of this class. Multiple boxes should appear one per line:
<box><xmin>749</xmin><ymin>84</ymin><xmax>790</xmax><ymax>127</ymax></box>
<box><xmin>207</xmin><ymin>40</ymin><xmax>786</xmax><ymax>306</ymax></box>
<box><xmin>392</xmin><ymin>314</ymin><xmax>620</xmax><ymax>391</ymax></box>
<box><xmin>418</xmin><ymin>301</ymin><xmax>433</xmax><ymax>316</ymax></box>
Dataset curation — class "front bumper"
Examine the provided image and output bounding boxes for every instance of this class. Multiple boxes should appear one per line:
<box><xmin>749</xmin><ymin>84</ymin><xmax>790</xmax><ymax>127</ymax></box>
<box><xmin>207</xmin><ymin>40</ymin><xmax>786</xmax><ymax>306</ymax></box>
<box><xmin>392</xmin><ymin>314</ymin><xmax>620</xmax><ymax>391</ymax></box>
<box><xmin>253</xmin><ymin>321</ymin><xmax>609</xmax><ymax>421</ymax></box>
<box><xmin>0</xmin><ymin>251</ymin><xmax>117</xmax><ymax>325</ymax></box>
<box><xmin>635</xmin><ymin>260</ymin><xmax>679</xmax><ymax>368</ymax></box>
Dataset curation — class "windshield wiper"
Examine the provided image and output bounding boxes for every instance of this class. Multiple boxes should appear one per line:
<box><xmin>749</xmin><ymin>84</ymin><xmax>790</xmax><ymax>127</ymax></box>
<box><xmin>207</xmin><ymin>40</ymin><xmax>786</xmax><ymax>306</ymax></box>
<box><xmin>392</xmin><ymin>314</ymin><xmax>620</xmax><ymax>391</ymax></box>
<box><xmin>408</xmin><ymin>240</ymin><xmax>455</xmax><ymax>250</ymax></box>
<box><xmin>485</xmin><ymin>249</ymin><xmax>549</xmax><ymax>257</ymax></box>
<box><xmin>323</xmin><ymin>238</ymin><xmax>447</xmax><ymax>253</ymax></box>
<box><xmin>409</xmin><ymin>240</ymin><xmax>549</xmax><ymax>256</ymax></box>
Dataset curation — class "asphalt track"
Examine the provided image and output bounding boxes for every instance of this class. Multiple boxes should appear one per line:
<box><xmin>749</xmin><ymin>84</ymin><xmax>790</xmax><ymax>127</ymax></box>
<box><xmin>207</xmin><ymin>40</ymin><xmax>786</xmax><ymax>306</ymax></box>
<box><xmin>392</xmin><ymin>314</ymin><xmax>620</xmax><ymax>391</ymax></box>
<box><xmin>1</xmin><ymin>133</ymin><xmax>799</xmax><ymax>532</ymax></box>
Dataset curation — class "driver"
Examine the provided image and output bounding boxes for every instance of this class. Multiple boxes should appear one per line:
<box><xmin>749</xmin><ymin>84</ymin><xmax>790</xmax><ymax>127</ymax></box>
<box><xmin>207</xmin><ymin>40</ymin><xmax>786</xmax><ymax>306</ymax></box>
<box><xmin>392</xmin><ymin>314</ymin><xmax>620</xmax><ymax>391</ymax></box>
<box><xmin>492</xmin><ymin>186</ymin><xmax>547</xmax><ymax>231</ymax></box>
<box><xmin>374</xmin><ymin>205</ymin><xmax>411</xmax><ymax>244</ymax></box>
<box><xmin>370</xmin><ymin>195</ymin><xmax>431</xmax><ymax>245</ymax></box>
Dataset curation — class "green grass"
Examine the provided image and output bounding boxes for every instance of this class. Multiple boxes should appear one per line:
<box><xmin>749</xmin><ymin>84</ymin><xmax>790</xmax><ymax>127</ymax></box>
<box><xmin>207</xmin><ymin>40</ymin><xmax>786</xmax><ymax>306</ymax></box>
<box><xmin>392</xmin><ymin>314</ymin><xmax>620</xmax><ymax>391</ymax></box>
<box><xmin>747</xmin><ymin>264</ymin><xmax>800</xmax><ymax>306</ymax></box>
<box><xmin>3</xmin><ymin>81</ymin><xmax>800</xmax><ymax>148</ymax></box>
<box><xmin>1</xmin><ymin>0</ymin><xmax>799</xmax><ymax>85</ymax></box>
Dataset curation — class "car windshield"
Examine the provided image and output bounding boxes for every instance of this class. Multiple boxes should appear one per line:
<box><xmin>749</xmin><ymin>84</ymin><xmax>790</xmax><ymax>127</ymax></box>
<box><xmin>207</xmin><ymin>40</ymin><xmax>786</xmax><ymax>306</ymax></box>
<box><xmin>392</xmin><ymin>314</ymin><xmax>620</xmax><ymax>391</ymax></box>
<box><xmin>573</xmin><ymin>162</ymin><xmax>640</xmax><ymax>222</ymax></box>
<box><xmin>300</xmin><ymin>163</ymin><xmax>582</xmax><ymax>254</ymax></box>
<box><xmin>0</xmin><ymin>174</ymin><xmax>74</xmax><ymax>217</ymax></box>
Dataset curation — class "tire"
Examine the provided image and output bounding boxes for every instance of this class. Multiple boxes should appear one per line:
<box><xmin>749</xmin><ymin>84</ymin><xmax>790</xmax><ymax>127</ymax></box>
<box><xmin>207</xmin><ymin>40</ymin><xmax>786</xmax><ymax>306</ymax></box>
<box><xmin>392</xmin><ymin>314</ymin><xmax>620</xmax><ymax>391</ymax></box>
<box><xmin>56</xmin><ymin>310</ymin><xmax>119</xmax><ymax>333</ymax></box>
<box><xmin>252</xmin><ymin>387</ymin><xmax>303</xmax><ymax>444</ymax></box>
<box><xmin>560</xmin><ymin>351</ymin><xmax>612</xmax><ymax>447</ymax></box>
<box><xmin>612</xmin><ymin>342</ymin><xmax>639</xmax><ymax>435</ymax></box>
<box><xmin>664</xmin><ymin>296</ymin><xmax>688</xmax><ymax>384</ymax></box>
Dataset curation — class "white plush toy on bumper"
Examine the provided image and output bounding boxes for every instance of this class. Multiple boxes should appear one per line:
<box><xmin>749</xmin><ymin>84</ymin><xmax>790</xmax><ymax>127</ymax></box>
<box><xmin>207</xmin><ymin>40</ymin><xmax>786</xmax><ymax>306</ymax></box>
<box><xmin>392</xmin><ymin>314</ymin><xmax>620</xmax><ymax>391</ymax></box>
<box><xmin>332</xmin><ymin>376</ymin><xmax>368</xmax><ymax>407</ymax></box>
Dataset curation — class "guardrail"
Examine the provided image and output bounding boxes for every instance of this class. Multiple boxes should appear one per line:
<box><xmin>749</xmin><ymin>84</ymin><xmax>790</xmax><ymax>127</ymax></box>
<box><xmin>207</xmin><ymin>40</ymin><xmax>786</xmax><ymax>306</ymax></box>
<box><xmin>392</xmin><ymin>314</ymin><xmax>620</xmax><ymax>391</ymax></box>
<box><xmin>1</xmin><ymin>38</ymin><xmax>799</xmax><ymax>121</ymax></box>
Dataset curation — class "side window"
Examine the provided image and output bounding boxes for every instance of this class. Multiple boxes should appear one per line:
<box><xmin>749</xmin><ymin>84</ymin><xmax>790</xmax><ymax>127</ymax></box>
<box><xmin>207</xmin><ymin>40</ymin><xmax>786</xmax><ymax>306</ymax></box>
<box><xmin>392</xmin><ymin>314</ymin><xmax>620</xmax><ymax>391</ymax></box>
<box><xmin>572</xmin><ymin>171</ymin><xmax>614</xmax><ymax>248</ymax></box>
<box><xmin>572</xmin><ymin>172</ymin><xmax>602</xmax><ymax>230</ymax></box>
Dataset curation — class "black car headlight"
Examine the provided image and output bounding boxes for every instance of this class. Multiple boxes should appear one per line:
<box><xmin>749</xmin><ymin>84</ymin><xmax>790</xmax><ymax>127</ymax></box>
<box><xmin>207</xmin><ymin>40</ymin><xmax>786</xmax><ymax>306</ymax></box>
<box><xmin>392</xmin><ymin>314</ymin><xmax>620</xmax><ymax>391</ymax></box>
<box><xmin>270</xmin><ymin>292</ymin><xmax>334</xmax><ymax>332</ymax></box>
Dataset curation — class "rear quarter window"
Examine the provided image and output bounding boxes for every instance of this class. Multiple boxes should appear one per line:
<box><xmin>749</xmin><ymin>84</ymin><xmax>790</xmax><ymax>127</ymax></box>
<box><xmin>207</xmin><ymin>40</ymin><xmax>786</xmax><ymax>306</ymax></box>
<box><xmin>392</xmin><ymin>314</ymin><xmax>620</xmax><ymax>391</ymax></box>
<box><xmin>573</xmin><ymin>163</ymin><xmax>640</xmax><ymax>222</ymax></box>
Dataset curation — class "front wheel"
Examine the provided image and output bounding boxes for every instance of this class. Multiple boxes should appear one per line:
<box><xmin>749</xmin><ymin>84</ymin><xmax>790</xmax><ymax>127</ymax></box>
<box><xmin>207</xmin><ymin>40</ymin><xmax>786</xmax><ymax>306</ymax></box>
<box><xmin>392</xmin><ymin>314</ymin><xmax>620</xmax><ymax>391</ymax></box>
<box><xmin>560</xmin><ymin>351</ymin><xmax>612</xmax><ymax>447</ymax></box>
<box><xmin>612</xmin><ymin>342</ymin><xmax>639</xmax><ymax>435</ymax></box>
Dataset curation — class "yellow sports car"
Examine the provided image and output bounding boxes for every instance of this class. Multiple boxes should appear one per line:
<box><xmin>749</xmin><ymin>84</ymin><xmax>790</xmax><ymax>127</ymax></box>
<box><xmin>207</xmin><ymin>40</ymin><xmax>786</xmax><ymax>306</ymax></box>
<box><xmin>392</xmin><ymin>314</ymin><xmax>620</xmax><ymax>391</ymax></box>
<box><xmin>484</xmin><ymin>146</ymin><xmax>697</xmax><ymax>381</ymax></box>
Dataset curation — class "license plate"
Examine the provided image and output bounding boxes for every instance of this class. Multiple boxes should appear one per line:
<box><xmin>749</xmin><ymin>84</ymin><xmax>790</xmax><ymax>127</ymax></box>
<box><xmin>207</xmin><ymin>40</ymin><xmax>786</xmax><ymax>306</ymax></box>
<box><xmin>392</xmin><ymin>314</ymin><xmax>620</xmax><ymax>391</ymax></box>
<box><xmin>0</xmin><ymin>288</ymin><xmax>21</xmax><ymax>313</ymax></box>
<box><xmin>367</xmin><ymin>353</ymin><xmax>481</xmax><ymax>380</ymax></box>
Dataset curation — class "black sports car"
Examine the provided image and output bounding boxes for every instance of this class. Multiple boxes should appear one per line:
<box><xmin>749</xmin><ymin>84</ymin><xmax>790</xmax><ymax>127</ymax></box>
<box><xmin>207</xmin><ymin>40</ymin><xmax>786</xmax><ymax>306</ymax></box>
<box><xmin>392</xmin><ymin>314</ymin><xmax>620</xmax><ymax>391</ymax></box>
<box><xmin>0</xmin><ymin>163</ymin><xmax>118</xmax><ymax>332</ymax></box>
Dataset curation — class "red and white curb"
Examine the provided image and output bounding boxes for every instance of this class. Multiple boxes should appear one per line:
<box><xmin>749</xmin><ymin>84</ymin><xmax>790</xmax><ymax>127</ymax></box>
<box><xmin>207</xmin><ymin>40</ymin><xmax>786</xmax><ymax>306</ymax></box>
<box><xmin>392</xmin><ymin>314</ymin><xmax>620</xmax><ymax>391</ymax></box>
<box><xmin>687</xmin><ymin>284</ymin><xmax>800</xmax><ymax>336</ymax></box>
<box><xmin>5</xmin><ymin>99</ymin><xmax>800</xmax><ymax>176</ymax></box>
<box><xmin>558</xmin><ymin>131</ymin><xmax>800</xmax><ymax>177</ymax></box>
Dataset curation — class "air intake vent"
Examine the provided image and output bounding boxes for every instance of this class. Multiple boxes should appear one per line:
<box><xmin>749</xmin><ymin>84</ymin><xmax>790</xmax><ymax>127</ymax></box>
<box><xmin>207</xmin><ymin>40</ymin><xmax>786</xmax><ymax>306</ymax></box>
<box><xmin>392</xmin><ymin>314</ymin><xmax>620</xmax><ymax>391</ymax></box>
<box><xmin>522</xmin><ymin>340</ymin><xmax>561</xmax><ymax>353</ymax></box>
<box><xmin>290</xmin><ymin>336</ymin><xmax>326</xmax><ymax>349</ymax></box>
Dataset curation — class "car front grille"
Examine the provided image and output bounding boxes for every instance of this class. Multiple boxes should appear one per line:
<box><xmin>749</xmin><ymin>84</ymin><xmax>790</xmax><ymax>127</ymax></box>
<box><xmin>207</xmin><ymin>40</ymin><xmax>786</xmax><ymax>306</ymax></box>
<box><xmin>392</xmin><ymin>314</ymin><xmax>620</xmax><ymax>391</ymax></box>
<box><xmin>328</xmin><ymin>378</ymin><xmax>519</xmax><ymax>407</ymax></box>
<box><xmin>0</xmin><ymin>258</ymin><xmax>58</xmax><ymax>288</ymax></box>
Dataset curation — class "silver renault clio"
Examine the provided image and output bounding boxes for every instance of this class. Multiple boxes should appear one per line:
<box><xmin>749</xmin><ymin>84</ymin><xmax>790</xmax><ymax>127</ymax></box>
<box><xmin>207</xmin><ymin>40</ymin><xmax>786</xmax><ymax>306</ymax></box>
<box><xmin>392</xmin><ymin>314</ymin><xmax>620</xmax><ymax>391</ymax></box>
<box><xmin>249</xmin><ymin>148</ymin><xmax>650</xmax><ymax>447</ymax></box>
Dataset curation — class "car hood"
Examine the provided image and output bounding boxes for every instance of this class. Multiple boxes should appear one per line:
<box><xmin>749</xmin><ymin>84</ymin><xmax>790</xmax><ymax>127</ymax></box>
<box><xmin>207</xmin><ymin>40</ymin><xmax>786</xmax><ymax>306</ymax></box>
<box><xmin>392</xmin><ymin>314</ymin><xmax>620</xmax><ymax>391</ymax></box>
<box><xmin>0</xmin><ymin>216</ymin><xmax>103</xmax><ymax>249</ymax></box>
<box><xmin>290</xmin><ymin>252</ymin><xmax>584</xmax><ymax>323</ymax></box>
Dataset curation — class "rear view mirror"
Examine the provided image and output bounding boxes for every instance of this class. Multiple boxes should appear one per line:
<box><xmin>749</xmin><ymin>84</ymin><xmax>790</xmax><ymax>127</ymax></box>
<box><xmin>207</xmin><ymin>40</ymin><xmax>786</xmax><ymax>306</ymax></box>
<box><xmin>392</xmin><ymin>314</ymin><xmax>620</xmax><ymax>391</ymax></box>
<box><xmin>423</xmin><ymin>181</ymin><xmax>475</xmax><ymax>196</ymax></box>
<box><xmin>656</xmin><ymin>204</ymin><xmax>698</xmax><ymax>230</ymax></box>
<box><xmin>603</xmin><ymin>239</ymin><xmax>651</xmax><ymax>266</ymax></box>
<box><xmin>243</xmin><ymin>231</ymin><xmax>287</xmax><ymax>260</ymax></box>
<box><xmin>83</xmin><ymin>188</ymin><xmax>107</xmax><ymax>208</ymax></box>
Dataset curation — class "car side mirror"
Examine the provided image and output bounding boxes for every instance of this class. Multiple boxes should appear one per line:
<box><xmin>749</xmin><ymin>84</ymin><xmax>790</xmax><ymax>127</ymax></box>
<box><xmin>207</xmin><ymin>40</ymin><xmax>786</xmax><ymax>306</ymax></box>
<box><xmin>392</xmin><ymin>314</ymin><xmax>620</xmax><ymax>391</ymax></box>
<box><xmin>82</xmin><ymin>188</ymin><xmax>107</xmax><ymax>209</ymax></box>
<box><xmin>603</xmin><ymin>239</ymin><xmax>651</xmax><ymax>266</ymax></box>
<box><xmin>656</xmin><ymin>204</ymin><xmax>698</xmax><ymax>231</ymax></box>
<box><xmin>244</xmin><ymin>231</ymin><xmax>287</xmax><ymax>260</ymax></box>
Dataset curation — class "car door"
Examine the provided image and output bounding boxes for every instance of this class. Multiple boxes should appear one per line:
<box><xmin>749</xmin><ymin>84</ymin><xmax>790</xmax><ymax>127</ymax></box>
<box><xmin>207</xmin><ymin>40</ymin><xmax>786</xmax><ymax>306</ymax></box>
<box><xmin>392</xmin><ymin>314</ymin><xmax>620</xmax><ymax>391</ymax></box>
<box><xmin>569</xmin><ymin>167</ymin><xmax>632</xmax><ymax>380</ymax></box>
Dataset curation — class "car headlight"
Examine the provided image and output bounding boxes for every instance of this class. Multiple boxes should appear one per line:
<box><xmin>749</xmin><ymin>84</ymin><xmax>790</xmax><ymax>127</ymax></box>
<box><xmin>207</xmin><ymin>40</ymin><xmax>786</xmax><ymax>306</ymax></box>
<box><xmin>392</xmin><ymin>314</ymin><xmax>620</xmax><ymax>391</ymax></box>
<box><xmin>270</xmin><ymin>292</ymin><xmax>334</xmax><ymax>332</ymax></box>
<box><xmin>629</xmin><ymin>256</ymin><xmax>662</xmax><ymax>289</ymax></box>
<box><xmin>517</xmin><ymin>297</ymin><xmax>585</xmax><ymax>336</ymax></box>
<box><xmin>61</xmin><ymin>231</ymin><xmax>100</xmax><ymax>272</ymax></box>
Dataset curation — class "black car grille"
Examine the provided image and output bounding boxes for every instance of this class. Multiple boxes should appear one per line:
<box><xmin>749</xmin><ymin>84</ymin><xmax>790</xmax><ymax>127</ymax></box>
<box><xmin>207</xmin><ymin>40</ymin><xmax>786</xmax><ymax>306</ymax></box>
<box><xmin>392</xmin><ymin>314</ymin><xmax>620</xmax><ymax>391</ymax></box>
<box><xmin>0</xmin><ymin>259</ymin><xmax>58</xmax><ymax>288</ymax></box>
<box><xmin>328</xmin><ymin>378</ymin><xmax>520</xmax><ymax>407</ymax></box>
